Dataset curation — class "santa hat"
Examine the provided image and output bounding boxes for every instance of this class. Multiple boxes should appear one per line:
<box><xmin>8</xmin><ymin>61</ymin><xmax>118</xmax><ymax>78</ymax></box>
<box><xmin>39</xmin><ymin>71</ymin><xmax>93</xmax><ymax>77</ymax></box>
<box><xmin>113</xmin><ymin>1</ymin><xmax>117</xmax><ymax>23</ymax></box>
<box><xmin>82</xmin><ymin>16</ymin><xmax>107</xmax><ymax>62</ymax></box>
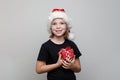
<box><xmin>48</xmin><ymin>8</ymin><xmax>75</xmax><ymax>40</ymax></box>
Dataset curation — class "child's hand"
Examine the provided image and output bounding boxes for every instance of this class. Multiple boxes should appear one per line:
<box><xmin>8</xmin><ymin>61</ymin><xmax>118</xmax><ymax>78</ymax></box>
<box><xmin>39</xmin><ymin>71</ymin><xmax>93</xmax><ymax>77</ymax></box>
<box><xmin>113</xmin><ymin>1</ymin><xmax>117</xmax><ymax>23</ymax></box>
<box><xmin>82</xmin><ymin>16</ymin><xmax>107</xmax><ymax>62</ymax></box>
<box><xmin>56</xmin><ymin>54</ymin><xmax>62</xmax><ymax>67</ymax></box>
<box><xmin>62</xmin><ymin>55</ymin><xmax>75</xmax><ymax>69</ymax></box>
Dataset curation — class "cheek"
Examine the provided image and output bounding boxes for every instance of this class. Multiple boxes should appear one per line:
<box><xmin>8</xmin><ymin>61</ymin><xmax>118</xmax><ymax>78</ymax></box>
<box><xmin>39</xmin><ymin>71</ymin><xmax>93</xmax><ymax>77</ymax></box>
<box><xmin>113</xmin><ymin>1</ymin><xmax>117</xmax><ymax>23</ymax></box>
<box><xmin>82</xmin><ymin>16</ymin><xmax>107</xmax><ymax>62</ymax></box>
<box><xmin>51</xmin><ymin>26</ymin><xmax>56</xmax><ymax>30</ymax></box>
<box><xmin>50</xmin><ymin>26</ymin><xmax>54</xmax><ymax>30</ymax></box>
<box><xmin>50</xmin><ymin>27</ymin><xmax>56</xmax><ymax>34</ymax></box>
<box><xmin>63</xmin><ymin>24</ymin><xmax>67</xmax><ymax>30</ymax></box>
<box><xmin>63</xmin><ymin>27</ymin><xmax>67</xmax><ymax>31</ymax></box>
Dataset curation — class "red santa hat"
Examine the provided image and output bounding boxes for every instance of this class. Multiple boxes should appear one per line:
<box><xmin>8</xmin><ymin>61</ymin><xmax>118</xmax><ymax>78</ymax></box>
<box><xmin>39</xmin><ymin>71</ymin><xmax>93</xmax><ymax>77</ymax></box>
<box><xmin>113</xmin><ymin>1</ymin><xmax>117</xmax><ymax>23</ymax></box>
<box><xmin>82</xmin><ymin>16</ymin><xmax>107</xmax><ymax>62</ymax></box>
<box><xmin>48</xmin><ymin>8</ymin><xmax>75</xmax><ymax>40</ymax></box>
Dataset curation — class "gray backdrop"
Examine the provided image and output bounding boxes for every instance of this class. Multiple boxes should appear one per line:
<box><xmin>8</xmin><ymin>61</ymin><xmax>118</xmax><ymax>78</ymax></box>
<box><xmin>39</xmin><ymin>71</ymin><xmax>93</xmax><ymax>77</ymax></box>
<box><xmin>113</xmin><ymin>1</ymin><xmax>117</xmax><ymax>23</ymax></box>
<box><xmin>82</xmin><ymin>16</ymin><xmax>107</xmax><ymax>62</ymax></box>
<box><xmin>0</xmin><ymin>0</ymin><xmax>120</xmax><ymax>80</ymax></box>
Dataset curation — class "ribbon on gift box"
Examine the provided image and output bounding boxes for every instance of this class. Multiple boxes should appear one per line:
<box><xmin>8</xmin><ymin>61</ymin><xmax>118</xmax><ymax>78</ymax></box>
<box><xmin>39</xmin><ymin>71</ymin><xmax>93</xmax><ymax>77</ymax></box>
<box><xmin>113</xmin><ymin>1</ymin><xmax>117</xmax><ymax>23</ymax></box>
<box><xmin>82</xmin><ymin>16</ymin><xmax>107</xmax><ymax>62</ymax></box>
<box><xmin>58</xmin><ymin>46</ymin><xmax>74</xmax><ymax>60</ymax></box>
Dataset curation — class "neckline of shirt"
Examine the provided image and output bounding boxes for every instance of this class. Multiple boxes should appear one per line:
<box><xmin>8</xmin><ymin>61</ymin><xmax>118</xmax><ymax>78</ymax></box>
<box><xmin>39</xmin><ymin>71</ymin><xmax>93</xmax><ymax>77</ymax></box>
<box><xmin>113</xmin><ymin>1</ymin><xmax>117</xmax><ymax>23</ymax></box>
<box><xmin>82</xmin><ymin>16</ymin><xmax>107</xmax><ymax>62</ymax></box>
<box><xmin>49</xmin><ymin>39</ymin><xmax>66</xmax><ymax>46</ymax></box>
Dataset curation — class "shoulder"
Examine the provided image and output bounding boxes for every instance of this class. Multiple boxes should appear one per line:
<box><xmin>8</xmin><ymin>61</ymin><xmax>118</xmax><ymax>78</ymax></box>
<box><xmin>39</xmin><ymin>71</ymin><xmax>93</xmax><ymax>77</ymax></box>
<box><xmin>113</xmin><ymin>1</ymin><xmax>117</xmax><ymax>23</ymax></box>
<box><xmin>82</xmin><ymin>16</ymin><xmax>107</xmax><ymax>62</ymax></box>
<box><xmin>66</xmin><ymin>39</ymin><xmax>76</xmax><ymax>45</ymax></box>
<box><xmin>66</xmin><ymin>39</ymin><xmax>79</xmax><ymax>49</ymax></box>
<box><xmin>41</xmin><ymin>40</ymin><xmax>51</xmax><ymax>48</ymax></box>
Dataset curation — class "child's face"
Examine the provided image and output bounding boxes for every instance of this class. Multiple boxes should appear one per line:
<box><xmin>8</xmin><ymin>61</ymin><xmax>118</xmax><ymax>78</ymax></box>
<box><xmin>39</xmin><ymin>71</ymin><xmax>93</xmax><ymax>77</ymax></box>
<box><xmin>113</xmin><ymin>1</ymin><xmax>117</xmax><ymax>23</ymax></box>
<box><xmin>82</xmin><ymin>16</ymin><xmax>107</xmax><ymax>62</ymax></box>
<box><xmin>50</xmin><ymin>18</ymin><xmax>67</xmax><ymax>38</ymax></box>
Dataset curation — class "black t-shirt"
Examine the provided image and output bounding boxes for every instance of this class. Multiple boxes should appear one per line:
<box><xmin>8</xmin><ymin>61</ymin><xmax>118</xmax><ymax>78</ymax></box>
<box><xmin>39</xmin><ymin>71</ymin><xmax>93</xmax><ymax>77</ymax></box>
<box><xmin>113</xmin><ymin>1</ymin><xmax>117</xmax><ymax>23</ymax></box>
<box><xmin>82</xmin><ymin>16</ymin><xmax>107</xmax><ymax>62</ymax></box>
<box><xmin>37</xmin><ymin>39</ymin><xmax>82</xmax><ymax>80</ymax></box>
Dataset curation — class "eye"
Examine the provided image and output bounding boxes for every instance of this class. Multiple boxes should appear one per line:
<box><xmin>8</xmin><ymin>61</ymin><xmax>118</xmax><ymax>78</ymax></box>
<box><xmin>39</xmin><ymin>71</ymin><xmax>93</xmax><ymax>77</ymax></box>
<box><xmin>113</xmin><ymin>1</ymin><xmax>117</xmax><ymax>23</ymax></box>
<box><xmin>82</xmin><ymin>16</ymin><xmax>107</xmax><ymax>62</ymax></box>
<box><xmin>60</xmin><ymin>22</ymin><xmax>65</xmax><ymax>25</ymax></box>
<box><xmin>52</xmin><ymin>22</ymin><xmax>57</xmax><ymax>25</ymax></box>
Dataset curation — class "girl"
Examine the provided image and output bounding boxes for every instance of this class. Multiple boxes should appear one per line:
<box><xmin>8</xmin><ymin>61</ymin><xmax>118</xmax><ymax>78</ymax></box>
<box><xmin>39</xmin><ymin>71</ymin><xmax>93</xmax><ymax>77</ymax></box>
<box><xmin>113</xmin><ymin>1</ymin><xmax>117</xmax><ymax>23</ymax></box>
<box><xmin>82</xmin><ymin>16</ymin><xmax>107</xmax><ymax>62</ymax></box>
<box><xmin>36</xmin><ymin>8</ymin><xmax>82</xmax><ymax>80</ymax></box>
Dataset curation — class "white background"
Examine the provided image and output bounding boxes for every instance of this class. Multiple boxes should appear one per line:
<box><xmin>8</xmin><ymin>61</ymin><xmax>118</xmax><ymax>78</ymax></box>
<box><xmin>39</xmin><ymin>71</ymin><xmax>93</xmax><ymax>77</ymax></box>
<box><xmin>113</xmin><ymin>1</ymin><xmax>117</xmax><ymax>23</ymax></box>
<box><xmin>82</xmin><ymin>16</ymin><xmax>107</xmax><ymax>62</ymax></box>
<box><xmin>0</xmin><ymin>0</ymin><xmax>120</xmax><ymax>80</ymax></box>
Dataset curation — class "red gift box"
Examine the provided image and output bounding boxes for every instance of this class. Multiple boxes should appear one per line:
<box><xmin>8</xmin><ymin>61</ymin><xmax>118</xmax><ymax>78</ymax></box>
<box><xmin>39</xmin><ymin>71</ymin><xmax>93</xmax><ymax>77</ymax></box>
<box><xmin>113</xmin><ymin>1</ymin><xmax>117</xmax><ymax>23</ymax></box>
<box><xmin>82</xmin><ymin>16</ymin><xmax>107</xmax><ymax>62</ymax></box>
<box><xmin>58</xmin><ymin>46</ymin><xmax>74</xmax><ymax>60</ymax></box>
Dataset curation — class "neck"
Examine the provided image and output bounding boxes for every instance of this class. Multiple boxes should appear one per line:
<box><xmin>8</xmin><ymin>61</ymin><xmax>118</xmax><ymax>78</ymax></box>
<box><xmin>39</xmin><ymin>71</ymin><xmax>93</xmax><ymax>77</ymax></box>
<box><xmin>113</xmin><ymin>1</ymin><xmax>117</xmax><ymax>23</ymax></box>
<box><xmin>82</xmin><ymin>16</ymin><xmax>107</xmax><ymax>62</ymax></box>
<box><xmin>50</xmin><ymin>36</ymin><xmax>65</xmax><ymax>44</ymax></box>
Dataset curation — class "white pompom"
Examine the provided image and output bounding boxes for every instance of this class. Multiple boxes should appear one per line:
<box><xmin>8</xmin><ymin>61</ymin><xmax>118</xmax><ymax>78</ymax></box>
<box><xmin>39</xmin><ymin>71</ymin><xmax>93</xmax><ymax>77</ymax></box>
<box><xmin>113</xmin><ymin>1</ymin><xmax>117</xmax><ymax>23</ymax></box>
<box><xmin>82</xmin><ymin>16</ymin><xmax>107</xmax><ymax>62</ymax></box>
<box><xmin>68</xmin><ymin>32</ymin><xmax>75</xmax><ymax>40</ymax></box>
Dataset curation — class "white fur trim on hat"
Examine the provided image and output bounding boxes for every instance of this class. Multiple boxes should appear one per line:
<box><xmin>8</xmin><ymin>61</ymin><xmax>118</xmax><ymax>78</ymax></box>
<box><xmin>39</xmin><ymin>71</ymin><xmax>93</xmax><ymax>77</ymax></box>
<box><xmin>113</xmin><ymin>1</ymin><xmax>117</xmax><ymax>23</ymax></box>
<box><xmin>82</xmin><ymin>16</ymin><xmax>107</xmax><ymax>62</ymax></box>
<box><xmin>48</xmin><ymin>8</ymin><xmax>72</xmax><ymax>29</ymax></box>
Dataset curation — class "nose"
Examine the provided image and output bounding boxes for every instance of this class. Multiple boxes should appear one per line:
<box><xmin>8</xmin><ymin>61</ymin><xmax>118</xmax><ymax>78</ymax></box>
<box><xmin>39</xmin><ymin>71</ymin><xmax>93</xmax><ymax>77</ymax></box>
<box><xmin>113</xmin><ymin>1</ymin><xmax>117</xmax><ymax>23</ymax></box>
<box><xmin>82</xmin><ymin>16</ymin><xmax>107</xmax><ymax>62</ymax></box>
<box><xmin>56</xmin><ymin>24</ymin><xmax>60</xmax><ymax>28</ymax></box>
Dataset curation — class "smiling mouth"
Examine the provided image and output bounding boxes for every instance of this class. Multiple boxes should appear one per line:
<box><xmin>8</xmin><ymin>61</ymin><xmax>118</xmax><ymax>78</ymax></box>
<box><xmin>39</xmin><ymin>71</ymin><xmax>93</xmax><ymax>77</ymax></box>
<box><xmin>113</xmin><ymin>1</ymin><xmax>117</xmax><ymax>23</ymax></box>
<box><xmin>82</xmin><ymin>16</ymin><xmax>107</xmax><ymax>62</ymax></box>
<box><xmin>56</xmin><ymin>30</ymin><xmax>62</xmax><ymax>33</ymax></box>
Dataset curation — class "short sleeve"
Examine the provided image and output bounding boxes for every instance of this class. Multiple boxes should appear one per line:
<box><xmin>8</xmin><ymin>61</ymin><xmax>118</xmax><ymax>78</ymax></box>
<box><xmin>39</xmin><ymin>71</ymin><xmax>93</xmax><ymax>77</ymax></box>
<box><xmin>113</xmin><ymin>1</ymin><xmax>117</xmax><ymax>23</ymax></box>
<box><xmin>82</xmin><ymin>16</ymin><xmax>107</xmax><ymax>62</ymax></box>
<box><xmin>70</xmin><ymin>41</ymin><xmax>82</xmax><ymax>58</ymax></box>
<box><xmin>37</xmin><ymin>44</ymin><xmax>49</xmax><ymax>61</ymax></box>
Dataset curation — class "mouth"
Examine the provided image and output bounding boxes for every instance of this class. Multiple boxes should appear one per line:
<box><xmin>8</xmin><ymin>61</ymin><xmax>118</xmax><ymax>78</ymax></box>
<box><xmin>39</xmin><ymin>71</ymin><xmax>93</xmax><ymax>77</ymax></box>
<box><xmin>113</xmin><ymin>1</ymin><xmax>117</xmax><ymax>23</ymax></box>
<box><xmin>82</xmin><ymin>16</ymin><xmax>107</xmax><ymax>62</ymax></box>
<box><xmin>56</xmin><ymin>30</ymin><xmax>62</xmax><ymax>34</ymax></box>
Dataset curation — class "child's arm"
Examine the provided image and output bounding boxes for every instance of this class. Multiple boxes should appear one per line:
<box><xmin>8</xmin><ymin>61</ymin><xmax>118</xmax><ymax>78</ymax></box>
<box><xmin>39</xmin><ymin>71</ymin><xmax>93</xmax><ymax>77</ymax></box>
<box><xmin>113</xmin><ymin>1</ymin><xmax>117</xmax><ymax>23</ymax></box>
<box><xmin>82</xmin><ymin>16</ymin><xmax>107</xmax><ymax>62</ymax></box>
<box><xmin>36</xmin><ymin>54</ymin><xmax>62</xmax><ymax>74</ymax></box>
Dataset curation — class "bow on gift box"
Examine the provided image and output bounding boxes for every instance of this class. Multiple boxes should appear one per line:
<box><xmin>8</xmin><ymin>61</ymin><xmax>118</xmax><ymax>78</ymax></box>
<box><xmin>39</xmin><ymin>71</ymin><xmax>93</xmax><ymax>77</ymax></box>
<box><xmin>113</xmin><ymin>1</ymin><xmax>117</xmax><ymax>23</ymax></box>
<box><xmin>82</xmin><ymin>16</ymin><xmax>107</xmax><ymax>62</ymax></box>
<box><xmin>58</xmin><ymin>46</ymin><xmax>74</xmax><ymax>60</ymax></box>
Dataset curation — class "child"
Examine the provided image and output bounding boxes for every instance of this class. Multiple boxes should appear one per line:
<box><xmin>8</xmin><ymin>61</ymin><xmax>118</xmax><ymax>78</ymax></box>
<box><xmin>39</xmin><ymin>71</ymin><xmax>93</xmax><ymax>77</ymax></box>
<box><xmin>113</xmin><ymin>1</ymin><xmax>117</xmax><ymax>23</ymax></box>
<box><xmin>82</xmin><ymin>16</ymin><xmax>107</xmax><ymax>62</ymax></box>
<box><xmin>36</xmin><ymin>8</ymin><xmax>82</xmax><ymax>80</ymax></box>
